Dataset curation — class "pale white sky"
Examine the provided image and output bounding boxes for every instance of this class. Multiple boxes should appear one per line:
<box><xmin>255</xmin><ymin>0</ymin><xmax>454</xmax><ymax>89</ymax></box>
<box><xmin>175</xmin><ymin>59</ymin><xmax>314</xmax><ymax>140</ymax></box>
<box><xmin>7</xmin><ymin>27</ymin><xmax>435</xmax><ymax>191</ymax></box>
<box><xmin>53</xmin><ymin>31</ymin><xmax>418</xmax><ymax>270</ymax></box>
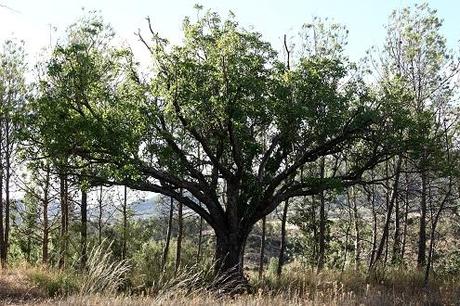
<box><xmin>1</xmin><ymin>0</ymin><xmax>460</xmax><ymax>65</ymax></box>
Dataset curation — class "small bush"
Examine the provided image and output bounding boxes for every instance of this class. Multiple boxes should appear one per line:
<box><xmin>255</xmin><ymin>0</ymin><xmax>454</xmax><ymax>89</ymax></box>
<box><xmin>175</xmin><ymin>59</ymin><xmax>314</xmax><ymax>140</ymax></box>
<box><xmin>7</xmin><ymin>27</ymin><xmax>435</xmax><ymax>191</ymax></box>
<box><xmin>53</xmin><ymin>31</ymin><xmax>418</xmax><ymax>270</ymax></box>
<box><xmin>27</xmin><ymin>268</ymin><xmax>79</xmax><ymax>297</ymax></box>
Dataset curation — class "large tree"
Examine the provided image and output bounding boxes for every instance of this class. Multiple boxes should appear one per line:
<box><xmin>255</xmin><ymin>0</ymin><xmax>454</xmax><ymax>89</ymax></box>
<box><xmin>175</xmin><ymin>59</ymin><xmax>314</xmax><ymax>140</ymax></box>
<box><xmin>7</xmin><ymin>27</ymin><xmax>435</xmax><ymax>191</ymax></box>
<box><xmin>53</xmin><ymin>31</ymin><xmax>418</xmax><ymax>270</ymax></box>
<box><xmin>30</xmin><ymin>11</ymin><xmax>411</xmax><ymax>281</ymax></box>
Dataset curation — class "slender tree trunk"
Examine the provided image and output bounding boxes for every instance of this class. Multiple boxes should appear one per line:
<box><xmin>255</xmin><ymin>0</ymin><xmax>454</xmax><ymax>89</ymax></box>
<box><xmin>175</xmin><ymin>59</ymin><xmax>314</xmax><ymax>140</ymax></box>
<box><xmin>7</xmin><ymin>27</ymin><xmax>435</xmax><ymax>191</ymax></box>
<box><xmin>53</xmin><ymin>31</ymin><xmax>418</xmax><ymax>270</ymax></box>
<box><xmin>342</xmin><ymin>223</ymin><xmax>350</xmax><ymax>272</ymax></box>
<box><xmin>276</xmin><ymin>199</ymin><xmax>289</xmax><ymax>277</ymax></box>
<box><xmin>318</xmin><ymin>157</ymin><xmax>326</xmax><ymax>271</ymax></box>
<box><xmin>175</xmin><ymin>193</ymin><xmax>183</xmax><ymax>275</ymax></box>
<box><xmin>58</xmin><ymin>173</ymin><xmax>68</xmax><ymax>269</ymax></box>
<box><xmin>122</xmin><ymin>186</ymin><xmax>128</xmax><ymax>260</ymax></box>
<box><xmin>26</xmin><ymin>235</ymin><xmax>31</xmax><ymax>262</ymax></box>
<box><xmin>383</xmin><ymin>161</ymin><xmax>390</xmax><ymax>268</ymax></box>
<box><xmin>427</xmin><ymin>188</ymin><xmax>449</xmax><ymax>286</ymax></box>
<box><xmin>343</xmin><ymin>189</ymin><xmax>354</xmax><ymax>271</ymax></box>
<box><xmin>80</xmin><ymin>189</ymin><xmax>87</xmax><ymax>269</ymax></box>
<box><xmin>258</xmin><ymin>216</ymin><xmax>266</xmax><ymax>279</ymax></box>
<box><xmin>0</xmin><ymin>122</ymin><xmax>4</xmax><ymax>269</ymax></box>
<box><xmin>311</xmin><ymin>195</ymin><xmax>318</xmax><ymax>262</ymax></box>
<box><xmin>196</xmin><ymin>215</ymin><xmax>203</xmax><ymax>264</ymax></box>
<box><xmin>42</xmin><ymin>167</ymin><xmax>50</xmax><ymax>265</ymax></box>
<box><xmin>3</xmin><ymin>131</ymin><xmax>10</xmax><ymax>267</ymax></box>
<box><xmin>98</xmin><ymin>186</ymin><xmax>103</xmax><ymax>245</ymax></box>
<box><xmin>162</xmin><ymin>197</ymin><xmax>174</xmax><ymax>270</ymax></box>
<box><xmin>196</xmin><ymin>146</ymin><xmax>203</xmax><ymax>264</ymax></box>
<box><xmin>369</xmin><ymin>186</ymin><xmax>377</xmax><ymax>270</ymax></box>
<box><xmin>424</xmin><ymin>186</ymin><xmax>435</xmax><ymax>286</ymax></box>
<box><xmin>417</xmin><ymin>169</ymin><xmax>428</xmax><ymax>268</ymax></box>
<box><xmin>424</xmin><ymin>124</ymin><xmax>454</xmax><ymax>286</ymax></box>
<box><xmin>384</xmin><ymin>230</ymin><xmax>389</xmax><ymax>268</ymax></box>
<box><xmin>371</xmin><ymin>157</ymin><xmax>402</xmax><ymax>269</ymax></box>
<box><xmin>424</xmin><ymin>225</ymin><xmax>436</xmax><ymax>286</ymax></box>
<box><xmin>275</xmin><ymin>36</ymin><xmax>291</xmax><ymax>279</ymax></box>
<box><xmin>392</xmin><ymin>190</ymin><xmax>401</xmax><ymax>264</ymax></box>
<box><xmin>401</xmin><ymin>169</ymin><xmax>409</xmax><ymax>261</ymax></box>
<box><xmin>351</xmin><ymin>187</ymin><xmax>361</xmax><ymax>271</ymax></box>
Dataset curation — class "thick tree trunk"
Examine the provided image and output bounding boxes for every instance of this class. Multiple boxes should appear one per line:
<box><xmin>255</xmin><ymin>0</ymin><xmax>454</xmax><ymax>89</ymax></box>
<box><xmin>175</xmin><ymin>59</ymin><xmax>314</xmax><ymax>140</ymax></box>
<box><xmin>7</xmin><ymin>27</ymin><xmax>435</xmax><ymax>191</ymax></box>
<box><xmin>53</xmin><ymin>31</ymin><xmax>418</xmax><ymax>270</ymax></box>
<box><xmin>215</xmin><ymin>233</ymin><xmax>244</xmax><ymax>273</ymax></box>
<box><xmin>258</xmin><ymin>216</ymin><xmax>266</xmax><ymax>279</ymax></box>
<box><xmin>213</xmin><ymin>227</ymin><xmax>250</xmax><ymax>292</ymax></box>
<box><xmin>276</xmin><ymin>199</ymin><xmax>289</xmax><ymax>277</ymax></box>
<box><xmin>80</xmin><ymin>189</ymin><xmax>88</xmax><ymax>269</ymax></box>
<box><xmin>162</xmin><ymin>197</ymin><xmax>174</xmax><ymax>270</ymax></box>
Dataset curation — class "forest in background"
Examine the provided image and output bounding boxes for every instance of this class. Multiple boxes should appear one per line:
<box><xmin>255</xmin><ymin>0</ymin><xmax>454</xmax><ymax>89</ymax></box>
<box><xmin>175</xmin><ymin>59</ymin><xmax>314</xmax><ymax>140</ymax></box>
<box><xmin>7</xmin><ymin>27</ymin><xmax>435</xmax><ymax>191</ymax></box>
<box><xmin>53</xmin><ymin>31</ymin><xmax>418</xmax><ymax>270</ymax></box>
<box><xmin>1</xmin><ymin>2</ymin><xmax>460</xmax><ymax>305</ymax></box>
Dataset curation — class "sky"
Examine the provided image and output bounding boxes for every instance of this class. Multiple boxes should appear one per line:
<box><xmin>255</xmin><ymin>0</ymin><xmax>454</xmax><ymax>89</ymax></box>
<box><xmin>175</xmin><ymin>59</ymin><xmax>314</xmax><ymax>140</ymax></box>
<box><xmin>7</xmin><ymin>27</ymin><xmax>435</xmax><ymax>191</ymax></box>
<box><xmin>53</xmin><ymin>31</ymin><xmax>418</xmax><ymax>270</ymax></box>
<box><xmin>1</xmin><ymin>0</ymin><xmax>460</xmax><ymax>64</ymax></box>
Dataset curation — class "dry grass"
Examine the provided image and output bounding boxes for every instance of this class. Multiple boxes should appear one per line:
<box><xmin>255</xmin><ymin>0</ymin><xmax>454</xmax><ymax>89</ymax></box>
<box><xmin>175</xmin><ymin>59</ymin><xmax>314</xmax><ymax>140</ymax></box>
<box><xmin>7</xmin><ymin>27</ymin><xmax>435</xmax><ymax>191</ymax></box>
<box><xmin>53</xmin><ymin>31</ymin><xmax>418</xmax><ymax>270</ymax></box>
<box><xmin>79</xmin><ymin>241</ymin><xmax>131</xmax><ymax>295</ymax></box>
<box><xmin>29</xmin><ymin>288</ymin><xmax>455</xmax><ymax>306</ymax></box>
<box><xmin>0</xmin><ymin>267</ymin><xmax>47</xmax><ymax>305</ymax></box>
<box><xmin>2</xmin><ymin>261</ymin><xmax>460</xmax><ymax>305</ymax></box>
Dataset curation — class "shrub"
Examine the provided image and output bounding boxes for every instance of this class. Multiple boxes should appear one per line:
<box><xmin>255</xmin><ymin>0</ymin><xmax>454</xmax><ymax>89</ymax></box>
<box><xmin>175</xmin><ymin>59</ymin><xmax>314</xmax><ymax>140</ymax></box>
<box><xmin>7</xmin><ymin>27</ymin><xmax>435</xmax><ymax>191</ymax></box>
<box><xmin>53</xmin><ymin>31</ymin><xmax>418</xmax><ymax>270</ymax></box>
<box><xmin>27</xmin><ymin>268</ymin><xmax>79</xmax><ymax>297</ymax></box>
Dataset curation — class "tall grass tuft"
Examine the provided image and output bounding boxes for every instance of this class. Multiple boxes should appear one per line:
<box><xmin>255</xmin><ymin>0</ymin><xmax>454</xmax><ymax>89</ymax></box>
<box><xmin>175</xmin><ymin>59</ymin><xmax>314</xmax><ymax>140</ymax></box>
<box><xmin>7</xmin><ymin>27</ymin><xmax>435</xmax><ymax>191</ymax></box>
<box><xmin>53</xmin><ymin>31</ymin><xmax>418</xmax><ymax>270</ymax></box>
<box><xmin>79</xmin><ymin>240</ymin><xmax>131</xmax><ymax>295</ymax></box>
<box><xmin>151</xmin><ymin>262</ymin><xmax>214</xmax><ymax>296</ymax></box>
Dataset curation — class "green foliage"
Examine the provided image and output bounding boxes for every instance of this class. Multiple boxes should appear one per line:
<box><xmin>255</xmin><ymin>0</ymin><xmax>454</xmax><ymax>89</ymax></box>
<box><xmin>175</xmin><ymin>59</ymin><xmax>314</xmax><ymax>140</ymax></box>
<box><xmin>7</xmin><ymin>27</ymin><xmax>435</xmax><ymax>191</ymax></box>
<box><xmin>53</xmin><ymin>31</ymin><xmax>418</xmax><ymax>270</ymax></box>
<box><xmin>27</xmin><ymin>269</ymin><xmax>79</xmax><ymax>297</ymax></box>
<box><xmin>436</xmin><ymin>249</ymin><xmax>460</xmax><ymax>277</ymax></box>
<box><xmin>131</xmin><ymin>238</ymin><xmax>214</xmax><ymax>291</ymax></box>
<box><xmin>266</xmin><ymin>257</ymin><xmax>279</xmax><ymax>278</ymax></box>
<box><xmin>30</xmin><ymin>8</ymin><xmax>412</xmax><ymax>215</ymax></box>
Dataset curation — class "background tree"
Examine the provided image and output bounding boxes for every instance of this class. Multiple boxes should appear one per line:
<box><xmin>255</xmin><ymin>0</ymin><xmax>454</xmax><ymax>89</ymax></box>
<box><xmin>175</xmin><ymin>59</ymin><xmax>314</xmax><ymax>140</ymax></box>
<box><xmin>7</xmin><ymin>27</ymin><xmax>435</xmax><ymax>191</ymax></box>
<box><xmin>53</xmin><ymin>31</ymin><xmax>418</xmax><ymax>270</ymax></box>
<box><xmin>379</xmin><ymin>3</ymin><xmax>459</xmax><ymax>268</ymax></box>
<box><xmin>0</xmin><ymin>38</ymin><xmax>26</xmax><ymax>267</ymax></box>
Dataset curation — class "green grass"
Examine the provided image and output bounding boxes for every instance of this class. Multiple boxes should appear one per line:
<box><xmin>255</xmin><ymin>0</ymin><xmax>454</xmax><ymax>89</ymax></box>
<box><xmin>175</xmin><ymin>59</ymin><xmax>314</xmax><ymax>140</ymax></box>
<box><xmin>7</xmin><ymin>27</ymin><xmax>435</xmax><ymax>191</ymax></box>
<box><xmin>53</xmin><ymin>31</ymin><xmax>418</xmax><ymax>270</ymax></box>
<box><xmin>26</xmin><ymin>268</ymin><xmax>79</xmax><ymax>297</ymax></box>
